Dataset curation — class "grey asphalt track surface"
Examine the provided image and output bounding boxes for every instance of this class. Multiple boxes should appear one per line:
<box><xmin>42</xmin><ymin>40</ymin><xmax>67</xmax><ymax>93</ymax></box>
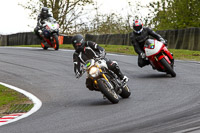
<box><xmin>0</xmin><ymin>47</ymin><xmax>200</xmax><ymax>133</ymax></box>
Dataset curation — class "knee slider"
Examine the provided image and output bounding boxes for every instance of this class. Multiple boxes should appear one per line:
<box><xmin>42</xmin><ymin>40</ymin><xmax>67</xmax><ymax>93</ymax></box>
<box><xmin>110</xmin><ymin>61</ymin><xmax>119</xmax><ymax>70</ymax></box>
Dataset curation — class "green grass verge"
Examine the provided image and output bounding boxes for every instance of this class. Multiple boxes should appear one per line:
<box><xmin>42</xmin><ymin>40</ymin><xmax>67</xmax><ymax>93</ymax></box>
<box><xmin>14</xmin><ymin>44</ymin><xmax>200</xmax><ymax>61</ymax></box>
<box><xmin>0</xmin><ymin>84</ymin><xmax>32</xmax><ymax>116</ymax></box>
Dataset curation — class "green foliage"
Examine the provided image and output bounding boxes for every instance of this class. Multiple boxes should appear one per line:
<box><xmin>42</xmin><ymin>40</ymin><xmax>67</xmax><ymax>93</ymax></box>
<box><xmin>86</xmin><ymin>13</ymin><xmax>132</xmax><ymax>34</ymax></box>
<box><xmin>77</xmin><ymin>1</ymin><xmax>136</xmax><ymax>35</ymax></box>
<box><xmin>146</xmin><ymin>0</ymin><xmax>200</xmax><ymax>30</ymax></box>
<box><xmin>19</xmin><ymin>0</ymin><xmax>200</xmax><ymax>34</ymax></box>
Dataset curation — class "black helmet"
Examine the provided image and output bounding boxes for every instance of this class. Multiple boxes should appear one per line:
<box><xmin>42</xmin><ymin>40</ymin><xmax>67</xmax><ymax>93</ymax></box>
<box><xmin>41</xmin><ymin>7</ymin><xmax>49</xmax><ymax>18</ymax></box>
<box><xmin>133</xmin><ymin>20</ymin><xmax>143</xmax><ymax>34</ymax></box>
<box><xmin>72</xmin><ymin>34</ymin><xmax>85</xmax><ymax>51</ymax></box>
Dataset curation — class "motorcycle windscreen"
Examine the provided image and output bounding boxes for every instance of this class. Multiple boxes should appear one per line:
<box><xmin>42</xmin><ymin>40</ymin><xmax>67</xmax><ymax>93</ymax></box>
<box><xmin>144</xmin><ymin>39</ymin><xmax>163</xmax><ymax>57</ymax></box>
<box><xmin>84</xmin><ymin>59</ymin><xmax>95</xmax><ymax>69</ymax></box>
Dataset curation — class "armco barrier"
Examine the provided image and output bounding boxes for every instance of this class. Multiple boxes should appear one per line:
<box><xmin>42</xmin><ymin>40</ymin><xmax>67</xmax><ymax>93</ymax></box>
<box><xmin>0</xmin><ymin>32</ymin><xmax>73</xmax><ymax>46</ymax></box>
<box><xmin>85</xmin><ymin>27</ymin><xmax>200</xmax><ymax>51</ymax></box>
<box><xmin>85</xmin><ymin>33</ymin><xmax>131</xmax><ymax>46</ymax></box>
<box><xmin>156</xmin><ymin>28</ymin><xmax>200</xmax><ymax>50</ymax></box>
<box><xmin>0</xmin><ymin>28</ymin><xmax>200</xmax><ymax>50</ymax></box>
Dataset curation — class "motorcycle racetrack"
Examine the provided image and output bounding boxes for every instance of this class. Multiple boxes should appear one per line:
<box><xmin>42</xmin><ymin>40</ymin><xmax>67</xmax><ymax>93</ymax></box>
<box><xmin>0</xmin><ymin>47</ymin><xmax>200</xmax><ymax>133</ymax></box>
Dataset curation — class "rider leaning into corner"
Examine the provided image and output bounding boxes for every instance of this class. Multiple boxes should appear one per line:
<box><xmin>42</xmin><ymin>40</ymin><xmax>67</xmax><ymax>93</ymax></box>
<box><xmin>34</xmin><ymin>7</ymin><xmax>53</xmax><ymax>41</ymax></box>
<box><xmin>72</xmin><ymin>34</ymin><xmax>129</xmax><ymax>91</ymax></box>
<box><xmin>130</xmin><ymin>20</ymin><xmax>172</xmax><ymax>68</ymax></box>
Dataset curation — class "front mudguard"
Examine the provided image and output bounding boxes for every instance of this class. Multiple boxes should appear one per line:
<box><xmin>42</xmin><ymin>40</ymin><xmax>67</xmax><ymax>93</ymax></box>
<box><xmin>97</xmin><ymin>78</ymin><xmax>119</xmax><ymax>104</ymax></box>
<box><xmin>163</xmin><ymin>47</ymin><xmax>173</xmax><ymax>60</ymax></box>
<box><xmin>157</xmin><ymin>54</ymin><xmax>172</xmax><ymax>70</ymax></box>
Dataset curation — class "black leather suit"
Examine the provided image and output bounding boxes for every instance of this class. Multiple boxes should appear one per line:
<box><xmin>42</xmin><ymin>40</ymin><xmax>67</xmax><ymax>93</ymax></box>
<box><xmin>131</xmin><ymin>27</ymin><xmax>165</xmax><ymax>67</ymax></box>
<box><xmin>73</xmin><ymin>41</ymin><xmax>125</xmax><ymax>91</ymax></box>
<box><xmin>34</xmin><ymin>13</ymin><xmax>53</xmax><ymax>40</ymax></box>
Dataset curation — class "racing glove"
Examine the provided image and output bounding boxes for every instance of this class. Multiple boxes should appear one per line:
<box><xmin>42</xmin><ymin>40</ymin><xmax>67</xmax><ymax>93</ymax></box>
<box><xmin>75</xmin><ymin>71</ymin><xmax>82</xmax><ymax>79</ymax></box>
<box><xmin>160</xmin><ymin>38</ymin><xmax>167</xmax><ymax>46</ymax></box>
<box><xmin>99</xmin><ymin>50</ymin><xmax>106</xmax><ymax>59</ymax></box>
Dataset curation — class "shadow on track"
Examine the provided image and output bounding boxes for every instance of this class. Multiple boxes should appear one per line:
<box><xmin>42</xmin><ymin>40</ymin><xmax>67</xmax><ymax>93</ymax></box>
<box><xmin>134</xmin><ymin>73</ymin><xmax>174</xmax><ymax>79</ymax></box>
<box><xmin>22</xmin><ymin>48</ymin><xmax>58</xmax><ymax>52</ymax></box>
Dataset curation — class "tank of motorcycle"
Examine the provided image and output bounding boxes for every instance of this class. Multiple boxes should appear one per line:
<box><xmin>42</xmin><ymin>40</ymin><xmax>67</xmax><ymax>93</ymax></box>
<box><xmin>144</xmin><ymin>39</ymin><xmax>163</xmax><ymax>57</ymax></box>
<box><xmin>95</xmin><ymin>59</ymin><xmax>108</xmax><ymax>69</ymax></box>
<box><xmin>84</xmin><ymin>59</ymin><xmax>108</xmax><ymax>70</ymax></box>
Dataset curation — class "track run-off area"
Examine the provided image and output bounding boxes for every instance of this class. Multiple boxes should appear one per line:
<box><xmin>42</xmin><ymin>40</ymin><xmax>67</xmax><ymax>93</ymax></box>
<box><xmin>0</xmin><ymin>47</ymin><xmax>200</xmax><ymax>133</ymax></box>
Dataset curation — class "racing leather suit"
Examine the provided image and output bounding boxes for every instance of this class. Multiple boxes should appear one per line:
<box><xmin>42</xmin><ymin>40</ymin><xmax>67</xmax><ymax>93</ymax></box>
<box><xmin>73</xmin><ymin>41</ymin><xmax>125</xmax><ymax>91</ymax></box>
<box><xmin>34</xmin><ymin>13</ymin><xmax>53</xmax><ymax>40</ymax></box>
<box><xmin>131</xmin><ymin>27</ymin><xmax>166</xmax><ymax>67</ymax></box>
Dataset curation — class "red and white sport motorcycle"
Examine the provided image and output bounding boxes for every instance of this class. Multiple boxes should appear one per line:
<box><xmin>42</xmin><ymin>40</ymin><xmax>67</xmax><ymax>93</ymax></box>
<box><xmin>144</xmin><ymin>39</ymin><xmax>176</xmax><ymax>77</ymax></box>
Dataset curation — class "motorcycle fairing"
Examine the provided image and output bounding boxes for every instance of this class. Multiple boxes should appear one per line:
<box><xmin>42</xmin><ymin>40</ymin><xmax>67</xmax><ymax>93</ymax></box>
<box><xmin>144</xmin><ymin>40</ymin><xmax>163</xmax><ymax>57</ymax></box>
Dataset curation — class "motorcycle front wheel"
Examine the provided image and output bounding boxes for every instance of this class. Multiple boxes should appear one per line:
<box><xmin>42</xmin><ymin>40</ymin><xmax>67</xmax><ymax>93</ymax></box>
<box><xmin>160</xmin><ymin>58</ymin><xmax>176</xmax><ymax>77</ymax></box>
<box><xmin>53</xmin><ymin>35</ymin><xmax>59</xmax><ymax>50</ymax></box>
<box><xmin>41</xmin><ymin>42</ymin><xmax>48</xmax><ymax>50</ymax></box>
<box><xmin>97</xmin><ymin>78</ymin><xmax>119</xmax><ymax>104</ymax></box>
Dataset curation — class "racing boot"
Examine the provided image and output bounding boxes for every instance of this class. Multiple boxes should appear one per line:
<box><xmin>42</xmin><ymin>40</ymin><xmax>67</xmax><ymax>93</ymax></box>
<box><xmin>110</xmin><ymin>62</ymin><xmax>129</xmax><ymax>83</ymax></box>
<box><xmin>170</xmin><ymin>53</ymin><xmax>174</xmax><ymax>67</ymax></box>
<box><xmin>121</xmin><ymin>75</ymin><xmax>129</xmax><ymax>83</ymax></box>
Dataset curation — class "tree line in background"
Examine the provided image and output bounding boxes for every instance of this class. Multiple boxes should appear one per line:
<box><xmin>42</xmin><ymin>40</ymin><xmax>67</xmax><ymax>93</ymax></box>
<box><xmin>21</xmin><ymin>0</ymin><xmax>200</xmax><ymax>35</ymax></box>
<box><xmin>145</xmin><ymin>0</ymin><xmax>200</xmax><ymax>31</ymax></box>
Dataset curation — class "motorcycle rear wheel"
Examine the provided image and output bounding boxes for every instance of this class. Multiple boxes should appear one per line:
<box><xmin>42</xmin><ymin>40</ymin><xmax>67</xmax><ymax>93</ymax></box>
<box><xmin>97</xmin><ymin>78</ymin><xmax>119</xmax><ymax>104</ymax></box>
<box><xmin>160</xmin><ymin>58</ymin><xmax>176</xmax><ymax>77</ymax></box>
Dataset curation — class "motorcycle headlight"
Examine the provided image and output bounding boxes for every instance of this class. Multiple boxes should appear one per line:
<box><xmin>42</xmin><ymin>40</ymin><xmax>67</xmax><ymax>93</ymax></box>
<box><xmin>89</xmin><ymin>67</ymin><xmax>100</xmax><ymax>78</ymax></box>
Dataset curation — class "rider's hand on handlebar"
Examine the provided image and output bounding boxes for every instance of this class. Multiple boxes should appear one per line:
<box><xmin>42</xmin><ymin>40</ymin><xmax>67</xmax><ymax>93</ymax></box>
<box><xmin>160</xmin><ymin>38</ymin><xmax>167</xmax><ymax>46</ymax></box>
<box><xmin>75</xmin><ymin>71</ymin><xmax>82</xmax><ymax>79</ymax></box>
<box><xmin>94</xmin><ymin>57</ymin><xmax>101</xmax><ymax>62</ymax></box>
<box><xmin>99</xmin><ymin>50</ymin><xmax>106</xmax><ymax>59</ymax></box>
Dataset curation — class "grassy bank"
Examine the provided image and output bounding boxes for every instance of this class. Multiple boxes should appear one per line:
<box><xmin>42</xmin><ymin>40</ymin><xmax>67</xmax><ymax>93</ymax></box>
<box><xmin>15</xmin><ymin>44</ymin><xmax>200</xmax><ymax>61</ymax></box>
<box><xmin>0</xmin><ymin>84</ymin><xmax>32</xmax><ymax>116</ymax></box>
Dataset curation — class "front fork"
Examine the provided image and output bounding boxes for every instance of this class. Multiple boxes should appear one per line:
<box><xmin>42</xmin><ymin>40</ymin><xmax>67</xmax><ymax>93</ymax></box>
<box><xmin>93</xmin><ymin>72</ymin><xmax>114</xmax><ymax>90</ymax></box>
<box><xmin>155</xmin><ymin>52</ymin><xmax>174</xmax><ymax>68</ymax></box>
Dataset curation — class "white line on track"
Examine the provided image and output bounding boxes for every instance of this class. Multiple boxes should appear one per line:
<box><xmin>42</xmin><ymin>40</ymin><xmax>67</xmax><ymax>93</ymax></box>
<box><xmin>0</xmin><ymin>82</ymin><xmax>42</xmax><ymax>126</ymax></box>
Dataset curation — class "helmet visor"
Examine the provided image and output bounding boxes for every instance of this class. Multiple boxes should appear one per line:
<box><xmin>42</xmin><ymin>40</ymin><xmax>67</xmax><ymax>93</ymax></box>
<box><xmin>133</xmin><ymin>25</ymin><xmax>142</xmax><ymax>31</ymax></box>
<box><xmin>75</xmin><ymin>43</ymin><xmax>82</xmax><ymax>47</ymax></box>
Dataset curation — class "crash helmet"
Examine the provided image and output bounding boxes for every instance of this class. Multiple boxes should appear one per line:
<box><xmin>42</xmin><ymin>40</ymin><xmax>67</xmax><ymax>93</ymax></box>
<box><xmin>133</xmin><ymin>20</ymin><xmax>143</xmax><ymax>34</ymax></box>
<box><xmin>72</xmin><ymin>34</ymin><xmax>85</xmax><ymax>51</ymax></box>
<box><xmin>41</xmin><ymin>7</ymin><xmax>49</xmax><ymax>18</ymax></box>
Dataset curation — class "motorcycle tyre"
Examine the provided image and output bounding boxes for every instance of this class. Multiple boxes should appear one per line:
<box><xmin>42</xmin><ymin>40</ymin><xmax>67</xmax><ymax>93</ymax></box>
<box><xmin>97</xmin><ymin>78</ymin><xmax>119</xmax><ymax>104</ymax></box>
<box><xmin>120</xmin><ymin>85</ymin><xmax>131</xmax><ymax>98</ymax></box>
<box><xmin>53</xmin><ymin>35</ymin><xmax>59</xmax><ymax>50</ymax></box>
<box><xmin>41</xmin><ymin>42</ymin><xmax>48</xmax><ymax>50</ymax></box>
<box><xmin>160</xmin><ymin>58</ymin><xmax>176</xmax><ymax>77</ymax></box>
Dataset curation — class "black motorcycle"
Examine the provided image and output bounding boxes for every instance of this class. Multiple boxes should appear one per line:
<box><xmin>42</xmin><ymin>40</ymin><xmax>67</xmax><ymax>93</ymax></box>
<box><xmin>82</xmin><ymin>58</ymin><xmax>131</xmax><ymax>104</ymax></box>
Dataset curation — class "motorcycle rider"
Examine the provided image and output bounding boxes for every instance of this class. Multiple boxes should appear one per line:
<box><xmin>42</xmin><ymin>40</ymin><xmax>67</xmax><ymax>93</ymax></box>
<box><xmin>130</xmin><ymin>20</ymin><xmax>168</xmax><ymax>68</ymax></box>
<box><xmin>34</xmin><ymin>7</ymin><xmax>53</xmax><ymax>40</ymax></box>
<box><xmin>72</xmin><ymin>34</ymin><xmax>129</xmax><ymax>91</ymax></box>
